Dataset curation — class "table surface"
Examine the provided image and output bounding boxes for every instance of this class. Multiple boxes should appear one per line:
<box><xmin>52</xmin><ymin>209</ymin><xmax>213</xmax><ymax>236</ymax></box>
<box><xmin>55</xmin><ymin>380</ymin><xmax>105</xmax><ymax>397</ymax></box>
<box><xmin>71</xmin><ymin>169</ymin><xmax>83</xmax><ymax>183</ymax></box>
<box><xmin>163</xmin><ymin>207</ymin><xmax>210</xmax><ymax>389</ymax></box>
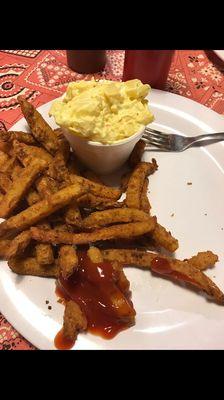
<box><xmin>0</xmin><ymin>49</ymin><xmax>224</xmax><ymax>350</ymax></box>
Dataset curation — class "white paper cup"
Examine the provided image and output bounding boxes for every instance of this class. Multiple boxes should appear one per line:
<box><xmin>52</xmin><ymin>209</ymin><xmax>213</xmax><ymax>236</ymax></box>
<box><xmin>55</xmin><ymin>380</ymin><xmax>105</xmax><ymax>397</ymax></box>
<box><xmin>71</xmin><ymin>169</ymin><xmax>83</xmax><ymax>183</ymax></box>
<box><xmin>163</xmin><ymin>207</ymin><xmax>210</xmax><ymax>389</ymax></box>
<box><xmin>62</xmin><ymin>127</ymin><xmax>145</xmax><ymax>175</ymax></box>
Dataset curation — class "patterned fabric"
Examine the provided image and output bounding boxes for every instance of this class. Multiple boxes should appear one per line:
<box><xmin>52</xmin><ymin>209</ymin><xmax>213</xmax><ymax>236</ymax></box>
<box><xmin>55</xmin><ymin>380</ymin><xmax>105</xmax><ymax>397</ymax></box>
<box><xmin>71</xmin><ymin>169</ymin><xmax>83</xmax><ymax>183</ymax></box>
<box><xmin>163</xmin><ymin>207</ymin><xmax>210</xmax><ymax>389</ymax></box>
<box><xmin>0</xmin><ymin>50</ymin><xmax>223</xmax><ymax>350</ymax></box>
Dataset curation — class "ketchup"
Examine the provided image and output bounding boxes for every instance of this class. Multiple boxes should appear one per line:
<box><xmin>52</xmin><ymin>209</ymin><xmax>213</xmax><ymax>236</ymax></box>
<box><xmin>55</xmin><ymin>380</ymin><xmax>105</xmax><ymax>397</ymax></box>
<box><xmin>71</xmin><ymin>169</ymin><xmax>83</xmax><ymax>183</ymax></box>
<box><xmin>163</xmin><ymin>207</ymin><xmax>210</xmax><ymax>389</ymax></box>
<box><xmin>54</xmin><ymin>251</ymin><xmax>135</xmax><ymax>349</ymax></box>
<box><xmin>66</xmin><ymin>50</ymin><xmax>106</xmax><ymax>73</ymax></box>
<box><xmin>151</xmin><ymin>257</ymin><xmax>198</xmax><ymax>286</ymax></box>
<box><xmin>122</xmin><ymin>50</ymin><xmax>175</xmax><ymax>89</ymax></box>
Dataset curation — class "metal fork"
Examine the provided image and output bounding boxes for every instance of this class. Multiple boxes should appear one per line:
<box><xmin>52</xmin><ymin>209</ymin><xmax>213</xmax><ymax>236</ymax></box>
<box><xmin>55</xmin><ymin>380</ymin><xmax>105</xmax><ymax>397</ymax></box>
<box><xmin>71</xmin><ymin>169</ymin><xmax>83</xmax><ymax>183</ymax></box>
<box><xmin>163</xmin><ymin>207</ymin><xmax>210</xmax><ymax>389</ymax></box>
<box><xmin>143</xmin><ymin>127</ymin><xmax>224</xmax><ymax>152</ymax></box>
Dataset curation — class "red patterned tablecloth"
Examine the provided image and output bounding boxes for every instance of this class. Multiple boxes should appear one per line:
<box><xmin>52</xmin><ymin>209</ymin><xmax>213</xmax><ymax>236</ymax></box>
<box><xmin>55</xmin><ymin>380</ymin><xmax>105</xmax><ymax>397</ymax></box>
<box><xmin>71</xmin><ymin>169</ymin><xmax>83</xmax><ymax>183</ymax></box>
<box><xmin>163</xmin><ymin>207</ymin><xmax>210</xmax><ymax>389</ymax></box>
<box><xmin>0</xmin><ymin>50</ymin><xmax>224</xmax><ymax>350</ymax></box>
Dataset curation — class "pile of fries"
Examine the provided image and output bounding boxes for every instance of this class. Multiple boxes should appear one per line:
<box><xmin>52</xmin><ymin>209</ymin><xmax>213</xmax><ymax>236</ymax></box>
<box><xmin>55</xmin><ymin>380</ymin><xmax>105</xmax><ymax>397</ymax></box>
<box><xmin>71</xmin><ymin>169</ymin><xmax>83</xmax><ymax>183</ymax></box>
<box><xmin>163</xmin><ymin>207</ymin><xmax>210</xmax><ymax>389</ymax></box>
<box><xmin>0</xmin><ymin>96</ymin><xmax>223</xmax><ymax>346</ymax></box>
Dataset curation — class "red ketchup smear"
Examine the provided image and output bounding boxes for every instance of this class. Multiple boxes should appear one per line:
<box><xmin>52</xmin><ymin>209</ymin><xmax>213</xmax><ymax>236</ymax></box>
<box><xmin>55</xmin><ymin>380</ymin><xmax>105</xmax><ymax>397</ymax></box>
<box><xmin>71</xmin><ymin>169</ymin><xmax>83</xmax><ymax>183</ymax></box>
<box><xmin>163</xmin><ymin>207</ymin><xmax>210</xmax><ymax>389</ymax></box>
<box><xmin>54</xmin><ymin>329</ymin><xmax>76</xmax><ymax>350</ymax></box>
<box><xmin>151</xmin><ymin>257</ymin><xmax>198</xmax><ymax>286</ymax></box>
<box><xmin>54</xmin><ymin>251</ymin><xmax>135</xmax><ymax>350</ymax></box>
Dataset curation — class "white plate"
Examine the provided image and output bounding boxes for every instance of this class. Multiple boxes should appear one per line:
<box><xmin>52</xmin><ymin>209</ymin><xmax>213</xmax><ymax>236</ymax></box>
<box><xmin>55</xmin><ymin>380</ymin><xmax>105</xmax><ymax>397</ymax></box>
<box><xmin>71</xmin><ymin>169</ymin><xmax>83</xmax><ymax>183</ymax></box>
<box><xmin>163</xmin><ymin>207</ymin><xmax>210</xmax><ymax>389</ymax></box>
<box><xmin>213</xmin><ymin>50</ymin><xmax>224</xmax><ymax>62</ymax></box>
<box><xmin>1</xmin><ymin>89</ymin><xmax>224</xmax><ymax>350</ymax></box>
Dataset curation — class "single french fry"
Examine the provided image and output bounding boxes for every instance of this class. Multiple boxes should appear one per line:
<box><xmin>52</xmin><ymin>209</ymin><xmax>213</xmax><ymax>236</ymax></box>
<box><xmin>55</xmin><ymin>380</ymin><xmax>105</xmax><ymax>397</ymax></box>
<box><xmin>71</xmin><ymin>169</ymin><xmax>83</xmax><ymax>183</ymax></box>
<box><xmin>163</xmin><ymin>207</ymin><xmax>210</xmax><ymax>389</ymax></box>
<box><xmin>70</xmin><ymin>175</ymin><xmax>121</xmax><ymax>200</ymax></box>
<box><xmin>54</xmin><ymin>128</ymin><xmax>70</xmax><ymax>162</ymax></box>
<box><xmin>111</xmin><ymin>261</ymin><xmax>130</xmax><ymax>295</ymax></box>
<box><xmin>140</xmin><ymin>178</ymin><xmax>151</xmax><ymax>213</ymax></box>
<box><xmin>67</xmin><ymin>153</ymin><xmax>80</xmax><ymax>176</ymax></box>
<box><xmin>101</xmin><ymin>284</ymin><xmax>135</xmax><ymax>319</ymax></box>
<box><xmin>151</xmin><ymin>223</ymin><xmax>179</xmax><ymax>253</ymax></box>
<box><xmin>47</xmin><ymin>152</ymin><xmax>71</xmax><ymax>186</ymax></box>
<box><xmin>18</xmin><ymin>96</ymin><xmax>59</xmax><ymax>155</ymax></box>
<box><xmin>128</xmin><ymin>139</ymin><xmax>146</xmax><ymax>167</ymax></box>
<box><xmin>64</xmin><ymin>204</ymin><xmax>82</xmax><ymax>227</ymax></box>
<box><xmin>82</xmin><ymin>208</ymin><xmax>152</xmax><ymax>230</ymax></box>
<box><xmin>13</xmin><ymin>140</ymin><xmax>53</xmax><ymax>167</ymax></box>
<box><xmin>0</xmin><ymin>172</ymin><xmax>11</xmax><ymax>193</ymax></box>
<box><xmin>63</xmin><ymin>300</ymin><xmax>87</xmax><ymax>341</ymax></box>
<box><xmin>35</xmin><ymin>221</ymin><xmax>54</xmax><ymax>265</ymax></box>
<box><xmin>126</xmin><ymin>160</ymin><xmax>158</xmax><ymax>209</ymax></box>
<box><xmin>58</xmin><ymin>245</ymin><xmax>78</xmax><ymax>279</ymax></box>
<box><xmin>0</xmin><ymin>140</ymin><xmax>11</xmax><ymax>154</ymax></box>
<box><xmin>26</xmin><ymin>188</ymin><xmax>41</xmax><ymax>206</ymax></box>
<box><xmin>0</xmin><ymin>156</ymin><xmax>18</xmax><ymax>175</ymax></box>
<box><xmin>30</xmin><ymin>219</ymin><xmax>157</xmax><ymax>245</ymax></box>
<box><xmin>77</xmin><ymin>193</ymin><xmax>123</xmax><ymax>210</ymax></box>
<box><xmin>87</xmin><ymin>246</ymin><xmax>103</xmax><ymax>263</ymax></box>
<box><xmin>11</xmin><ymin>164</ymin><xmax>23</xmax><ymax>181</ymax></box>
<box><xmin>0</xmin><ymin>151</ymin><xmax>10</xmax><ymax>168</ymax></box>
<box><xmin>51</xmin><ymin>221</ymin><xmax>74</xmax><ymax>233</ymax></box>
<box><xmin>102</xmin><ymin>249</ymin><xmax>224</xmax><ymax>304</ymax></box>
<box><xmin>8</xmin><ymin>256</ymin><xmax>59</xmax><ymax>278</ymax></box>
<box><xmin>0</xmin><ymin>158</ymin><xmax>48</xmax><ymax>218</ymax></box>
<box><xmin>186</xmin><ymin>251</ymin><xmax>218</xmax><ymax>271</ymax></box>
<box><xmin>35</xmin><ymin>243</ymin><xmax>54</xmax><ymax>266</ymax></box>
<box><xmin>36</xmin><ymin>175</ymin><xmax>59</xmax><ymax>198</ymax></box>
<box><xmin>82</xmin><ymin>170</ymin><xmax>103</xmax><ymax>184</ymax></box>
<box><xmin>6</xmin><ymin>230</ymin><xmax>32</xmax><ymax>259</ymax></box>
<box><xmin>0</xmin><ymin>239</ymin><xmax>11</xmax><ymax>258</ymax></box>
<box><xmin>0</xmin><ymin>183</ymin><xmax>88</xmax><ymax>238</ymax></box>
<box><xmin>120</xmin><ymin>171</ymin><xmax>131</xmax><ymax>192</ymax></box>
<box><xmin>0</xmin><ymin>130</ymin><xmax>37</xmax><ymax>145</ymax></box>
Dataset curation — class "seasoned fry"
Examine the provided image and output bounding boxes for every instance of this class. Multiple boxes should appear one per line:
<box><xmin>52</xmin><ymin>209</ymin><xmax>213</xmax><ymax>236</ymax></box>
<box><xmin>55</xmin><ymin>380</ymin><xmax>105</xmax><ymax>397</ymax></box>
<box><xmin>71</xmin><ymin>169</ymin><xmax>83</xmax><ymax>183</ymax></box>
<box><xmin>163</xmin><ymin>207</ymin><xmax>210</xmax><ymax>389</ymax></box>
<box><xmin>18</xmin><ymin>96</ymin><xmax>59</xmax><ymax>155</ymax></box>
<box><xmin>82</xmin><ymin>208</ymin><xmax>152</xmax><ymax>229</ymax></box>
<box><xmin>82</xmin><ymin>170</ymin><xmax>103</xmax><ymax>184</ymax></box>
<box><xmin>0</xmin><ymin>156</ymin><xmax>18</xmax><ymax>175</ymax></box>
<box><xmin>35</xmin><ymin>221</ymin><xmax>54</xmax><ymax>265</ymax></box>
<box><xmin>0</xmin><ymin>172</ymin><xmax>11</xmax><ymax>193</ymax></box>
<box><xmin>102</xmin><ymin>249</ymin><xmax>224</xmax><ymax>304</ymax></box>
<box><xmin>140</xmin><ymin>178</ymin><xmax>151</xmax><ymax>213</ymax></box>
<box><xmin>67</xmin><ymin>153</ymin><xmax>80</xmax><ymax>176</ymax></box>
<box><xmin>36</xmin><ymin>176</ymin><xmax>59</xmax><ymax>198</ymax></box>
<box><xmin>0</xmin><ymin>183</ymin><xmax>88</xmax><ymax>238</ymax></box>
<box><xmin>7</xmin><ymin>230</ymin><xmax>32</xmax><ymax>259</ymax></box>
<box><xmin>126</xmin><ymin>160</ymin><xmax>158</xmax><ymax>209</ymax></box>
<box><xmin>8</xmin><ymin>256</ymin><xmax>59</xmax><ymax>278</ymax></box>
<box><xmin>187</xmin><ymin>251</ymin><xmax>218</xmax><ymax>271</ymax></box>
<box><xmin>128</xmin><ymin>139</ymin><xmax>146</xmax><ymax>167</ymax></box>
<box><xmin>64</xmin><ymin>204</ymin><xmax>82</xmax><ymax>227</ymax></box>
<box><xmin>151</xmin><ymin>223</ymin><xmax>179</xmax><ymax>253</ymax></box>
<box><xmin>26</xmin><ymin>188</ymin><xmax>41</xmax><ymax>206</ymax></box>
<box><xmin>63</xmin><ymin>300</ymin><xmax>87</xmax><ymax>341</ymax></box>
<box><xmin>105</xmin><ymin>285</ymin><xmax>135</xmax><ymax>318</ymax></box>
<box><xmin>103</xmin><ymin>248</ymin><xmax>157</xmax><ymax>266</ymax></box>
<box><xmin>58</xmin><ymin>245</ymin><xmax>78</xmax><ymax>279</ymax></box>
<box><xmin>47</xmin><ymin>152</ymin><xmax>71</xmax><ymax>186</ymax></box>
<box><xmin>13</xmin><ymin>140</ymin><xmax>53</xmax><ymax>166</ymax></box>
<box><xmin>0</xmin><ymin>158</ymin><xmax>47</xmax><ymax>218</ymax></box>
<box><xmin>87</xmin><ymin>246</ymin><xmax>103</xmax><ymax>263</ymax></box>
<box><xmin>112</xmin><ymin>261</ymin><xmax>130</xmax><ymax>294</ymax></box>
<box><xmin>30</xmin><ymin>219</ymin><xmax>157</xmax><ymax>245</ymax></box>
<box><xmin>0</xmin><ymin>140</ymin><xmax>11</xmax><ymax>154</ymax></box>
<box><xmin>0</xmin><ymin>130</ymin><xmax>37</xmax><ymax>145</ymax></box>
<box><xmin>11</xmin><ymin>164</ymin><xmax>23</xmax><ymax>181</ymax></box>
<box><xmin>0</xmin><ymin>150</ymin><xmax>9</xmax><ymax>168</ymax></box>
<box><xmin>0</xmin><ymin>239</ymin><xmax>11</xmax><ymax>258</ymax></box>
<box><xmin>52</xmin><ymin>222</ymin><xmax>74</xmax><ymax>232</ymax></box>
<box><xmin>120</xmin><ymin>171</ymin><xmax>131</xmax><ymax>192</ymax></box>
<box><xmin>36</xmin><ymin>243</ymin><xmax>54</xmax><ymax>266</ymax></box>
<box><xmin>54</xmin><ymin>128</ymin><xmax>70</xmax><ymax>162</ymax></box>
<box><xmin>70</xmin><ymin>175</ymin><xmax>121</xmax><ymax>200</ymax></box>
<box><xmin>77</xmin><ymin>193</ymin><xmax>123</xmax><ymax>210</ymax></box>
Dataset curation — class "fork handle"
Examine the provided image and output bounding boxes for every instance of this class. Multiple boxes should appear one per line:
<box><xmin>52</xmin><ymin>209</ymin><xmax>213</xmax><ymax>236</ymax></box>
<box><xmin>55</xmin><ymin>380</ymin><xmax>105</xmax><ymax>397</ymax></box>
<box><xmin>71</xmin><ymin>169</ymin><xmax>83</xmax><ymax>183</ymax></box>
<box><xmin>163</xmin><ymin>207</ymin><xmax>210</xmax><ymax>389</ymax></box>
<box><xmin>189</xmin><ymin>132</ymin><xmax>224</xmax><ymax>144</ymax></box>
